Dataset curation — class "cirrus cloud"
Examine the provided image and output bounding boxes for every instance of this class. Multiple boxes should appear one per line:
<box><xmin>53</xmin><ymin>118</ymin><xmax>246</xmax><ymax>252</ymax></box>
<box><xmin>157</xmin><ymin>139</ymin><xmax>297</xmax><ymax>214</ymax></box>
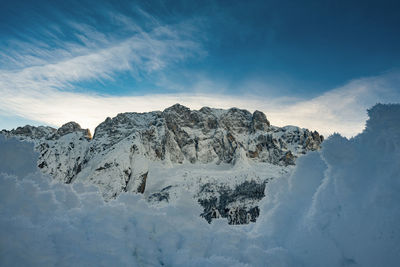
<box><xmin>0</xmin><ymin>6</ymin><xmax>399</xmax><ymax>138</ymax></box>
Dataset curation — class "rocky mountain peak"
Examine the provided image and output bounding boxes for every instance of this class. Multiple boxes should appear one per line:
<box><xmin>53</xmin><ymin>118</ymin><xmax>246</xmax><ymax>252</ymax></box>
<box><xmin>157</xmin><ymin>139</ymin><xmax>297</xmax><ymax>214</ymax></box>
<box><xmin>252</xmin><ymin>110</ymin><xmax>270</xmax><ymax>131</ymax></box>
<box><xmin>1</xmin><ymin>125</ymin><xmax>56</xmax><ymax>140</ymax></box>
<box><xmin>163</xmin><ymin>103</ymin><xmax>191</xmax><ymax>114</ymax></box>
<box><xmin>219</xmin><ymin>107</ymin><xmax>252</xmax><ymax>133</ymax></box>
<box><xmin>93</xmin><ymin>111</ymin><xmax>163</xmax><ymax>142</ymax></box>
<box><xmin>161</xmin><ymin>104</ymin><xmax>270</xmax><ymax>134</ymax></box>
<box><xmin>51</xmin><ymin>122</ymin><xmax>92</xmax><ymax>140</ymax></box>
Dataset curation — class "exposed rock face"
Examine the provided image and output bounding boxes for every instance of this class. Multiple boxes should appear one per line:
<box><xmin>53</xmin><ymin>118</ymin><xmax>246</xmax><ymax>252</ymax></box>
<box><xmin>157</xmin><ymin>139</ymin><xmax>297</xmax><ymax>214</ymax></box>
<box><xmin>252</xmin><ymin>110</ymin><xmax>270</xmax><ymax>131</ymax></box>
<box><xmin>1</xmin><ymin>104</ymin><xmax>323</xmax><ymax>223</ymax></box>
<box><xmin>51</xmin><ymin>122</ymin><xmax>92</xmax><ymax>140</ymax></box>
<box><xmin>5</xmin><ymin>125</ymin><xmax>56</xmax><ymax>140</ymax></box>
<box><xmin>198</xmin><ymin>180</ymin><xmax>269</xmax><ymax>225</ymax></box>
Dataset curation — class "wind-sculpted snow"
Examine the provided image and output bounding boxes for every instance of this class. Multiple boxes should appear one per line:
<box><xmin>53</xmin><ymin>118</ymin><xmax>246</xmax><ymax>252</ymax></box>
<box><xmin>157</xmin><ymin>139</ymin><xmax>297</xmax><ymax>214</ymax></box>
<box><xmin>0</xmin><ymin>104</ymin><xmax>399</xmax><ymax>266</ymax></box>
<box><xmin>254</xmin><ymin>103</ymin><xmax>400</xmax><ymax>266</ymax></box>
<box><xmin>0</xmin><ymin>137</ymin><xmax>272</xmax><ymax>266</ymax></box>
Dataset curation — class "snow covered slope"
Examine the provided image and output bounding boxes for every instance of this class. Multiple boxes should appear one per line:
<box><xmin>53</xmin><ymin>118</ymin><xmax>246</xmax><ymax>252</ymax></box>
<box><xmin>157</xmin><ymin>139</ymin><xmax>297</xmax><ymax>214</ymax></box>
<box><xmin>1</xmin><ymin>104</ymin><xmax>323</xmax><ymax>224</ymax></box>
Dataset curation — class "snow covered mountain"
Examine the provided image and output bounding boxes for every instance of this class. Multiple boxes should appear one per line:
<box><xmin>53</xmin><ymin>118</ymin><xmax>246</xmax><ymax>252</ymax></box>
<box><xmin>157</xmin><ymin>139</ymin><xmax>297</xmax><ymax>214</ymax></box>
<box><xmin>1</xmin><ymin>104</ymin><xmax>399</xmax><ymax>266</ymax></box>
<box><xmin>1</xmin><ymin>104</ymin><xmax>323</xmax><ymax>224</ymax></box>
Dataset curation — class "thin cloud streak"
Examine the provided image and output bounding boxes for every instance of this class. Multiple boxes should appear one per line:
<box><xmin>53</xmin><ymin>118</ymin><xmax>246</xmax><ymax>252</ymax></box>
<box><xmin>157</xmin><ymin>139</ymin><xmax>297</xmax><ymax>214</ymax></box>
<box><xmin>0</xmin><ymin>8</ymin><xmax>206</xmax><ymax>132</ymax></box>
<box><xmin>0</xmin><ymin>24</ymin><xmax>203</xmax><ymax>92</ymax></box>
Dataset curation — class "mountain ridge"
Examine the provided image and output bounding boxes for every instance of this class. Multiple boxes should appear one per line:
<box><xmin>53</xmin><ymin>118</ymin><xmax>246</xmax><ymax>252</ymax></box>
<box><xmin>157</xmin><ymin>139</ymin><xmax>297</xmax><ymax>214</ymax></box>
<box><xmin>1</xmin><ymin>103</ymin><xmax>323</xmax><ymax>224</ymax></box>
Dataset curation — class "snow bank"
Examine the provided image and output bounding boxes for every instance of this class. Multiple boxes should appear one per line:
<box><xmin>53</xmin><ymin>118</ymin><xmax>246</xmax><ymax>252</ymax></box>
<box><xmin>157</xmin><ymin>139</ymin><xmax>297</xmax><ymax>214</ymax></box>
<box><xmin>255</xmin><ymin>103</ymin><xmax>400</xmax><ymax>266</ymax></box>
<box><xmin>1</xmin><ymin>104</ymin><xmax>399</xmax><ymax>266</ymax></box>
<box><xmin>0</xmin><ymin>137</ymin><xmax>257</xmax><ymax>266</ymax></box>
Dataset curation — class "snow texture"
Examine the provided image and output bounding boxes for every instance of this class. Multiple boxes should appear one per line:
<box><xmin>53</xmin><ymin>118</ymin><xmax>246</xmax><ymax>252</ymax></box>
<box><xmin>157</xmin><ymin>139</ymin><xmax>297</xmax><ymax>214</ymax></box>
<box><xmin>0</xmin><ymin>104</ymin><xmax>399</xmax><ymax>266</ymax></box>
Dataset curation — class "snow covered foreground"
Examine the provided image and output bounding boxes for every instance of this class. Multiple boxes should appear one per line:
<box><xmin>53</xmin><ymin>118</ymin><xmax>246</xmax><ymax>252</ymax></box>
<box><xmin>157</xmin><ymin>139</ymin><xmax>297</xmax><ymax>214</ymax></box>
<box><xmin>0</xmin><ymin>104</ymin><xmax>399</xmax><ymax>266</ymax></box>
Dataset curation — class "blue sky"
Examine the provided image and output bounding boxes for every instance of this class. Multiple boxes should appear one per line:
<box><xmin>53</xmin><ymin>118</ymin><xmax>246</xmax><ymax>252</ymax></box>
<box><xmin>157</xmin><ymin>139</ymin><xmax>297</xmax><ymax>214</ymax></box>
<box><xmin>0</xmin><ymin>0</ymin><xmax>399</xmax><ymax>137</ymax></box>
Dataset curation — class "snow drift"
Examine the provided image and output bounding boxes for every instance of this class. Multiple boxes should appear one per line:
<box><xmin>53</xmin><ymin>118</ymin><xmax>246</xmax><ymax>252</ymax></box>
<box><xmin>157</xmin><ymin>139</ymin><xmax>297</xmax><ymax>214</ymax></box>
<box><xmin>0</xmin><ymin>103</ymin><xmax>399</xmax><ymax>266</ymax></box>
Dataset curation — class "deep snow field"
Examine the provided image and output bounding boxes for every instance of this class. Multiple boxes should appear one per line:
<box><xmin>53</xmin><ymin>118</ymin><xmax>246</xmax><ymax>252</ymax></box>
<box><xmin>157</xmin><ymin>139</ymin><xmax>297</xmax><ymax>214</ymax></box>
<box><xmin>0</xmin><ymin>104</ymin><xmax>399</xmax><ymax>267</ymax></box>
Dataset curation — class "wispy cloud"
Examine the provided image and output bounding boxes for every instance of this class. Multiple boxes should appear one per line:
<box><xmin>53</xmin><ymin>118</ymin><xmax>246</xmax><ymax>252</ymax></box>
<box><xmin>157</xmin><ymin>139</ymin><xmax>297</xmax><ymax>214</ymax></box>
<box><xmin>0</xmin><ymin>5</ymin><xmax>399</xmax><ymax>138</ymax></box>
<box><xmin>0</xmin><ymin>23</ymin><xmax>203</xmax><ymax>87</ymax></box>
<box><xmin>0</xmin><ymin>6</ymin><xmax>206</xmax><ymax>132</ymax></box>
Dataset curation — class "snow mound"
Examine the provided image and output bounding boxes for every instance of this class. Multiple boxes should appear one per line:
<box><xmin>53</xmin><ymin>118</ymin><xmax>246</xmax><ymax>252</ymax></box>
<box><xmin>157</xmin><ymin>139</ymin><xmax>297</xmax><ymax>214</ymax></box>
<box><xmin>0</xmin><ymin>104</ymin><xmax>399</xmax><ymax>266</ymax></box>
<box><xmin>255</xmin><ymin>103</ymin><xmax>400</xmax><ymax>266</ymax></box>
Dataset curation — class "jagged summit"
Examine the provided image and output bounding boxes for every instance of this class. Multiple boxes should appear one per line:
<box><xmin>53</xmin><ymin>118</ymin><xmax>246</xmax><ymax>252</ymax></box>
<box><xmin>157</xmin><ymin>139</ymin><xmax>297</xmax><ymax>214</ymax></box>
<box><xmin>53</xmin><ymin>122</ymin><xmax>92</xmax><ymax>140</ymax></box>
<box><xmin>1</xmin><ymin>102</ymin><xmax>323</xmax><ymax>183</ymax></box>
<box><xmin>164</xmin><ymin>103</ymin><xmax>191</xmax><ymax>113</ymax></box>
<box><xmin>2</xmin><ymin>121</ymin><xmax>91</xmax><ymax>141</ymax></box>
<box><xmin>1</xmin><ymin>104</ymin><xmax>323</xmax><ymax>224</ymax></box>
<box><xmin>2</xmin><ymin>125</ymin><xmax>56</xmax><ymax>140</ymax></box>
<box><xmin>1</xmin><ymin>102</ymin><xmax>323</xmax><ymax>166</ymax></box>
